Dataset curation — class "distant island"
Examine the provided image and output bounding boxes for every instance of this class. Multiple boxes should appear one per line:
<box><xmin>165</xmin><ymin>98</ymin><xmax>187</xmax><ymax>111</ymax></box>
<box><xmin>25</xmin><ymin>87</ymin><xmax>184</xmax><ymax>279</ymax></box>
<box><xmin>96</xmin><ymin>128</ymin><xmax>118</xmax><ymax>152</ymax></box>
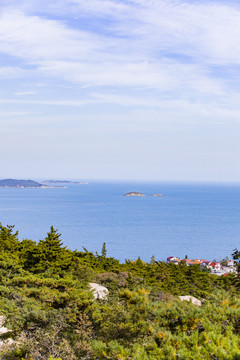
<box><xmin>124</xmin><ymin>192</ymin><xmax>165</xmax><ymax>197</ymax></box>
<box><xmin>42</xmin><ymin>180</ymin><xmax>88</xmax><ymax>184</ymax></box>
<box><xmin>0</xmin><ymin>179</ymin><xmax>51</xmax><ymax>188</ymax></box>
<box><xmin>124</xmin><ymin>192</ymin><xmax>146</xmax><ymax>196</ymax></box>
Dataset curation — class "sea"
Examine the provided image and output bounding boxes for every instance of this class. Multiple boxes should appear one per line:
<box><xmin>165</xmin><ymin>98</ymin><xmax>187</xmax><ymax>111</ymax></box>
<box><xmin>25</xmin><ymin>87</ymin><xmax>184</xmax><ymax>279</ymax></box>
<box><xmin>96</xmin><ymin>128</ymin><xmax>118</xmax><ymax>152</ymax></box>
<box><xmin>0</xmin><ymin>181</ymin><xmax>240</xmax><ymax>263</ymax></box>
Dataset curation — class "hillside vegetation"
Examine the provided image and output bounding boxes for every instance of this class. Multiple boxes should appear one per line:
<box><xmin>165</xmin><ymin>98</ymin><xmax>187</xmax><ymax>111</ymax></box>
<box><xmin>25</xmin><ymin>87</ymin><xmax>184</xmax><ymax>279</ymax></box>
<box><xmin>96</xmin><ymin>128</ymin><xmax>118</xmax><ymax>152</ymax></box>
<box><xmin>0</xmin><ymin>179</ymin><xmax>44</xmax><ymax>188</ymax></box>
<box><xmin>0</xmin><ymin>224</ymin><xmax>239</xmax><ymax>360</ymax></box>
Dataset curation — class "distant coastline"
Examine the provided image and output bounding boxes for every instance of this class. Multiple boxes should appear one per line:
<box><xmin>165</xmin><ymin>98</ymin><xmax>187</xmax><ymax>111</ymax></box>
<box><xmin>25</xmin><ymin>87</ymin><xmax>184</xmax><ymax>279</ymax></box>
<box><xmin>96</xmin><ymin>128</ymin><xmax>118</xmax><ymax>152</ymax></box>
<box><xmin>42</xmin><ymin>180</ymin><xmax>88</xmax><ymax>184</ymax></box>
<box><xmin>0</xmin><ymin>179</ymin><xmax>65</xmax><ymax>188</ymax></box>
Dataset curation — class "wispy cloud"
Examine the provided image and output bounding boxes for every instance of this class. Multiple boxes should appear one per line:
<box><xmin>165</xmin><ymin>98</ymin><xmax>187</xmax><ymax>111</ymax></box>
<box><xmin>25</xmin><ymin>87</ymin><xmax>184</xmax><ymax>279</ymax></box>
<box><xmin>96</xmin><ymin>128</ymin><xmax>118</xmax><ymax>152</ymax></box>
<box><xmin>0</xmin><ymin>10</ymin><xmax>104</xmax><ymax>62</ymax></box>
<box><xmin>0</xmin><ymin>66</ymin><xmax>28</xmax><ymax>79</ymax></box>
<box><xmin>0</xmin><ymin>1</ymin><xmax>239</xmax><ymax>98</ymax></box>
<box><xmin>0</xmin><ymin>98</ymin><xmax>92</xmax><ymax>106</ymax></box>
<box><xmin>0</xmin><ymin>110</ymin><xmax>34</xmax><ymax>117</ymax></box>
<box><xmin>15</xmin><ymin>91</ymin><xmax>36</xmax><ymax>96</ymax></box>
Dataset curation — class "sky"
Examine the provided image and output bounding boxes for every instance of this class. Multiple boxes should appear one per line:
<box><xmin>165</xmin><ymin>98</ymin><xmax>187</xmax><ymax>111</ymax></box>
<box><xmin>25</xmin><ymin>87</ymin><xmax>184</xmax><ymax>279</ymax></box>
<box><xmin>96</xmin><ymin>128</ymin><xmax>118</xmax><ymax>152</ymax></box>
<box><xmin>1</xmin><ymin>0</ymin><xmax>240</xmax><ymax>182</ymax></box>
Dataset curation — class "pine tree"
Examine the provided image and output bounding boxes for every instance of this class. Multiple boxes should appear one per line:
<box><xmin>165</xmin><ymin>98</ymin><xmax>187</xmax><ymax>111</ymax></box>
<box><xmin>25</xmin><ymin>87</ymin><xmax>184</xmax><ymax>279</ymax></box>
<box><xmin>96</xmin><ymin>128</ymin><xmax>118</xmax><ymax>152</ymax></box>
<box><xmin>101</xmin><ymin>242</ymin><xmax>107</xmax><ymax>258</ymax></box>
<box><xmin>232</xmin><ymin>248</ymin><xmax>240</xmax><ymax>276</ymax></box>
<box><xmin>29</xmin><ymin>226</ymin><xmax>67</xmax><ymax>273</ymax></box>
<box><xmin>0</xmin><ymin>224</ymin><xmax>19</xmax><ymax>251</ymax></box>
<box><xmin>231</xmin><ymin>248</ymin><xmax>240</xmax><ymax>291</ymax></box>
<box><xmin>39</xmin><ymin>226</ymin><xmax>65</xmax><ymax>263</ymax></box>
<box><xmin>150</xmin><ymin>255</ymin><xmax>156</xmax><ymax>265</ymax></box>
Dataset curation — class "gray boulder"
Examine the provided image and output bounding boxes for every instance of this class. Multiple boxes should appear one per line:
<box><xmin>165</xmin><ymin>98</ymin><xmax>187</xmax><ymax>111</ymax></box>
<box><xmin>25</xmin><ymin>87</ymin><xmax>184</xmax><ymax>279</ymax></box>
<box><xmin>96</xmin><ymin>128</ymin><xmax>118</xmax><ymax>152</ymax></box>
<box><xmin>0</xmin><ymin>316</ymin><xmax>14</xmax><ymax>351</ymax></box>
<box><xmin>179</xmin><ymin>295</ymin><xmax>202</xmax><ymax>307</ymax></box>
<box><xmin>89</xmin><ymin>283</ymin><xmax>109</xmax><ymax>300</ymax></box>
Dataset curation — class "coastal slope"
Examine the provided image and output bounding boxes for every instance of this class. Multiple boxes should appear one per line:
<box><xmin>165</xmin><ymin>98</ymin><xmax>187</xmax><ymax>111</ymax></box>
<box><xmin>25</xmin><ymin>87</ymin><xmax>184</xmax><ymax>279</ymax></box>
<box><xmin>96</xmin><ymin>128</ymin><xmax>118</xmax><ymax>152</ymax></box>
<box><xmin>0</xmin><ymin>179</ymin><xmax>50</xmax><ymax>188</ymax></box>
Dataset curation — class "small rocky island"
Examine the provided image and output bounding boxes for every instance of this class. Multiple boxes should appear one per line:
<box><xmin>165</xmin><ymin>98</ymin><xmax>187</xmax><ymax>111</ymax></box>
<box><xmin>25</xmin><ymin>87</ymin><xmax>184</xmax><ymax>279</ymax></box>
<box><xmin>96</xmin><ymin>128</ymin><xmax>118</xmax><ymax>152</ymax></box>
<box><xmin>124</xmin><ymin>192</ymin><xmax>146</xmax><ymax>196</ymax></box>
<box><xmin>0</xmin><ymin>179</ymin><xmax>51</xmax><ymax>188</ymax></box>
<box><xmin>124</xmin><ymin>192</ymin><xmax>165</xmax><ymax>197</ymax></box>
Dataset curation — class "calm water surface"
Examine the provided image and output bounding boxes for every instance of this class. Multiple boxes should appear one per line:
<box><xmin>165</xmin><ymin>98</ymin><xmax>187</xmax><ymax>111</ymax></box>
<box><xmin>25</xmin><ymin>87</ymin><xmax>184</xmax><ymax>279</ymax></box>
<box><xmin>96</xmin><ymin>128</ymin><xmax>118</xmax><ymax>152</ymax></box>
<box><xmin>0</xmin><ymin>182</ymin><xmax>240</xmax><ymax>262</ymax></box>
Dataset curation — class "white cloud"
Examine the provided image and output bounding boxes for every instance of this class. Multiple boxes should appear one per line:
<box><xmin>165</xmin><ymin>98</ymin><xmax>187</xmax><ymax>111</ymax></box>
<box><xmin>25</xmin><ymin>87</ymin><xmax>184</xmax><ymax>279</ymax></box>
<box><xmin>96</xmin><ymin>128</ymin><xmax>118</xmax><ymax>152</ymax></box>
<box><xmin>0</xmin><ymin>1</ymin><xmax>239</xmax><ymax>111</ymax></box>
<box><xmin>0</xmin><ymin>110</ymin><xmax>34</xmax><ymax>117</ymax></box>
<box><xmin>15</xmin><ymin>91</ymin><xmax>35</xmax><ymax>96</ymax></box>
<box><xmin>0</xmin><ymin>66</ymin><xmax>28</xmax><ymax>79</ymax></box>
<box><xmin>0</xmin><ymin>10</ymin><xmax>105</xmax><ymax>62</ymax></box>
<box><xmin>0</xmin><ymin>98</ymin><xmax>92</xmax><ymax>106</ymax></box>
<box><xmin>1</xmin><ymin>1</ymin><xmax>240</xmax><ymax>63</ymax></box>
<box><xmin>54</xmin><ymin>0</ymin><xmax>240</xmax><ymax>65</ymax></box>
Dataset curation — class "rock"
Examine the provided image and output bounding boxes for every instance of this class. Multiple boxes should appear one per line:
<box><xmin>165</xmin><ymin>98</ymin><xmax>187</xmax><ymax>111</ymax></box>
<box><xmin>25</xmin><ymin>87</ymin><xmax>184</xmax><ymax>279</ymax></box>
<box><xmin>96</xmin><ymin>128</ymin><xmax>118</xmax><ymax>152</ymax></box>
<box><xmin>179</xmin><ymin>295</ymin><xmax>202</xmax><ymax>307</ymax></box>
<box><xmin>0</xmin><ymin>326</ymin><xmax>11</xmax><ymax>336</ymax></box>
<box><xmin>89</xmin><ymin>283</ymin><xmax>109</xmax><ymax>300</ymax></box>
<box><xmin>0</xmin><ymin>316</ymin><xmax>14</xmax><ymax>351</ymax></box>
<box><xmin>152</xmin><ymin>194</ymin><xmax>164</xmax><ymax>197</ymax></box>
<box><xmin>0</xmin><ymin>316</ymin><xmax>12</xmax><ymax>335</ymax></box>
<box><xmin>0</xmin><ymin>338</ymin><xmax>15</xmax><ymax>350</ymax></box>
<box><xmin>124</xmin><ymin>192</ymin><xmax>145</xmax><ymax>196</ymax></box>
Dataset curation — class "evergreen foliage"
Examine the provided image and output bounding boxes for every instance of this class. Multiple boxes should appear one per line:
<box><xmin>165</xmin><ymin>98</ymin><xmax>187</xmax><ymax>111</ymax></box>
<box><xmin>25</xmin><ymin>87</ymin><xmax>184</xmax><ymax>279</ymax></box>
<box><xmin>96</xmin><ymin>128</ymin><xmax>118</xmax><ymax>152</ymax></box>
<box><xmin>0</xmin><ymin>224</ymin><xmax>239</xmax><ymax>359</ymax></box>
<box><xmin>101</xmin><ymin>242</ymin><xmax>107</xmax><ymax>258</ymax></box>
<box><xmin>0</xmin><ymin>224</ymin><xmax>19</xmax><ymax>252</ymax></box>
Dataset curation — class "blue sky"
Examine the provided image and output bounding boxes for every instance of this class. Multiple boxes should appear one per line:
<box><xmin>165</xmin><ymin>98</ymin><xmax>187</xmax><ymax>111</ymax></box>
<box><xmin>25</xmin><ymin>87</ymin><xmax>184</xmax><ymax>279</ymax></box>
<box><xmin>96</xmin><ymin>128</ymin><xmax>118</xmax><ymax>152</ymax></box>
<box><xmin>1</xmin><ymin>0</ymin><xmax>240</xmax><ymax>182</ymax></box>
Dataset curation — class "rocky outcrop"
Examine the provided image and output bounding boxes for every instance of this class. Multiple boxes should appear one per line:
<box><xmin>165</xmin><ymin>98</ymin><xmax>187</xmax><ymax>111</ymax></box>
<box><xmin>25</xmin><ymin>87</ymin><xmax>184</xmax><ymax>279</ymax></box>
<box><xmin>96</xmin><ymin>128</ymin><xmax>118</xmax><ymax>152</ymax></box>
<box><xmin>179</xmin><ymin>295</ymin><xmax>202</xmax><ymax>307</ymax></box>
<box><xmin>0</xmin><ymin>316</ymin><xmax>11</xmax><ymax>336</ymax></box>
<box><xmin>0</xmin><ymin>316</ymin><xmax>15</xmax><ymax>351</ymax></box>
<box><xmin>124</xmin><ymin>192</ymin><xmax>145</xmax><ymax>196</ymax></box>
<box><xmin>152</xmin><ymin>194</ymin><xmax>164</xmax><ymax>197</ymax></box>
<box><xmin>89</xmin><ymin>283</ymin><xmax>109</xmax><ymax>300</ymax></box>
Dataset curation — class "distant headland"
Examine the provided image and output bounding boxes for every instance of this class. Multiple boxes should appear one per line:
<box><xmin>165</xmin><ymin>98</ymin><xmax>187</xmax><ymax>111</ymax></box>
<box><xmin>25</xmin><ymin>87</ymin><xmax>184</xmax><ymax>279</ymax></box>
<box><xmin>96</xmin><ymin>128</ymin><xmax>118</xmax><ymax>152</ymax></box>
<box><xmin>42</xmin><ymin>180</ymin><xmax>88</xmax><ymax>184</ymax></box>
<box><xmin>0</xmin><ymin>179</ymin><xmax>52</xmax><ymax>188</ymax></box>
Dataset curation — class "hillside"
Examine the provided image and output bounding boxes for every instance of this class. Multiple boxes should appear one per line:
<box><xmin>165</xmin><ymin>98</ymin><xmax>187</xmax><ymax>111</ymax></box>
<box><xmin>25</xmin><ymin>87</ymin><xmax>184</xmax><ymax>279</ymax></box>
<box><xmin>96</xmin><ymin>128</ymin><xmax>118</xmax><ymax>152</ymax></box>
<box><xmin>0</xmin><ymin>179</ymin><xmax>49</xmax><ymax>188</ymax></box>
<box><xmin>0</xmin><ymin>224</ymin><xmax>239</xmax><ymax>359</ymax></box>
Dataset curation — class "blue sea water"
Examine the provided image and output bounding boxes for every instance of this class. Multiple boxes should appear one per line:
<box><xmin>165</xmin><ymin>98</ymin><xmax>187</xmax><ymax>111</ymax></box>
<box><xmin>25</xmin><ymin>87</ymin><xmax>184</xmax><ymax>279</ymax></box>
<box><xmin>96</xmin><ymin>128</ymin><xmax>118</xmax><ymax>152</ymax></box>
<box><xmin>0</xmin><ymin>181</ymin><xmax>240</xmax><ymax>262</ymax></box>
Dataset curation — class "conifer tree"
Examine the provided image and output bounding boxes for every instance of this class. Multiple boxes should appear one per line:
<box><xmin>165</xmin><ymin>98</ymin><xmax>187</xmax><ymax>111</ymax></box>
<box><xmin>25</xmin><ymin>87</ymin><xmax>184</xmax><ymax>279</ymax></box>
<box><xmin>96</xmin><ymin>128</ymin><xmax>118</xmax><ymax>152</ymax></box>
<box><xmin>0</xmin><ymin>223</ymin><xmax>19</xmax><ymax>251</ymax></box>
<box><xmin>232</xmin><ymin>248</ymin><xmax>240</xmax><ymax>291</ymax></box>
<box><xmin>101</xmin><ymin>242</ymin><xmax>107</xmax><ymax>258</ymax></box>
<box><xmin>28</xmin><ymin>226</ymin><xmax>68</xmax><ymax>273</ymax></box>
<box><xmin>232</xmin><ymin>248</ymin><xmax>240</xmax><ymax>276</ymax></box>
<box><xmin>150</xmin><ymin>255</ymin><xmax>156</xmax><ymax>265</ymax></box>
<box><xmin>39</xmin><ymin>226</ymin><xmax>65</xmax><ymax>263</ymax></box>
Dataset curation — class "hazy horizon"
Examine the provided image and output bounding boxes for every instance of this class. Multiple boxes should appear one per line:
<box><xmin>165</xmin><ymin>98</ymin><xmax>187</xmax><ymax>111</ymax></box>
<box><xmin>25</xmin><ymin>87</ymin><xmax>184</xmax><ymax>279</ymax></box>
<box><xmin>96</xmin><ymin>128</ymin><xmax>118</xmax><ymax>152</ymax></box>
<box><xmin>2</xmin><ymin>177</ymin><xmax>240</xmax><ymax>186</ymax></box>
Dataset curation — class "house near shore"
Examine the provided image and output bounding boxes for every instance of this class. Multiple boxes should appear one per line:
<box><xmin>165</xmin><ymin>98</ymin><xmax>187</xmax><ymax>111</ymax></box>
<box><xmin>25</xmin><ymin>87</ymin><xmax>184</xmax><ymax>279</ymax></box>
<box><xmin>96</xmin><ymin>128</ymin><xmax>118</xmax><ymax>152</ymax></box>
<box><xmin>167</xmin><ymin>257</ymin><xmax>208</xmax><ymax>266</ymax></box>
<box><xmin>200</xmin><ymin>261</ymin><xmax>210</xmax><ymax>270</ymax></box>
<box><xmin>167</xmin><ymin>256</ymin><xmax>181</xmax><ymax>265</ymax></box>
<box><xmin>166</xmin><ymin>256</ymin><xmax>236</xmax><ymax>275</ymax></box>
<box><xmin>208</xmin><ymin>262</ymin><xmax>221</xmax><ymax>271</ymax></box>
<box><xmin>183</xmin><ymin>259</ymin><xmax>203</xmax><ymax>265</ymax></box>
<box><xmin>227</xmin><ymin>260</ymin><xmax>235</xmax><ymax>267</ymax></box>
